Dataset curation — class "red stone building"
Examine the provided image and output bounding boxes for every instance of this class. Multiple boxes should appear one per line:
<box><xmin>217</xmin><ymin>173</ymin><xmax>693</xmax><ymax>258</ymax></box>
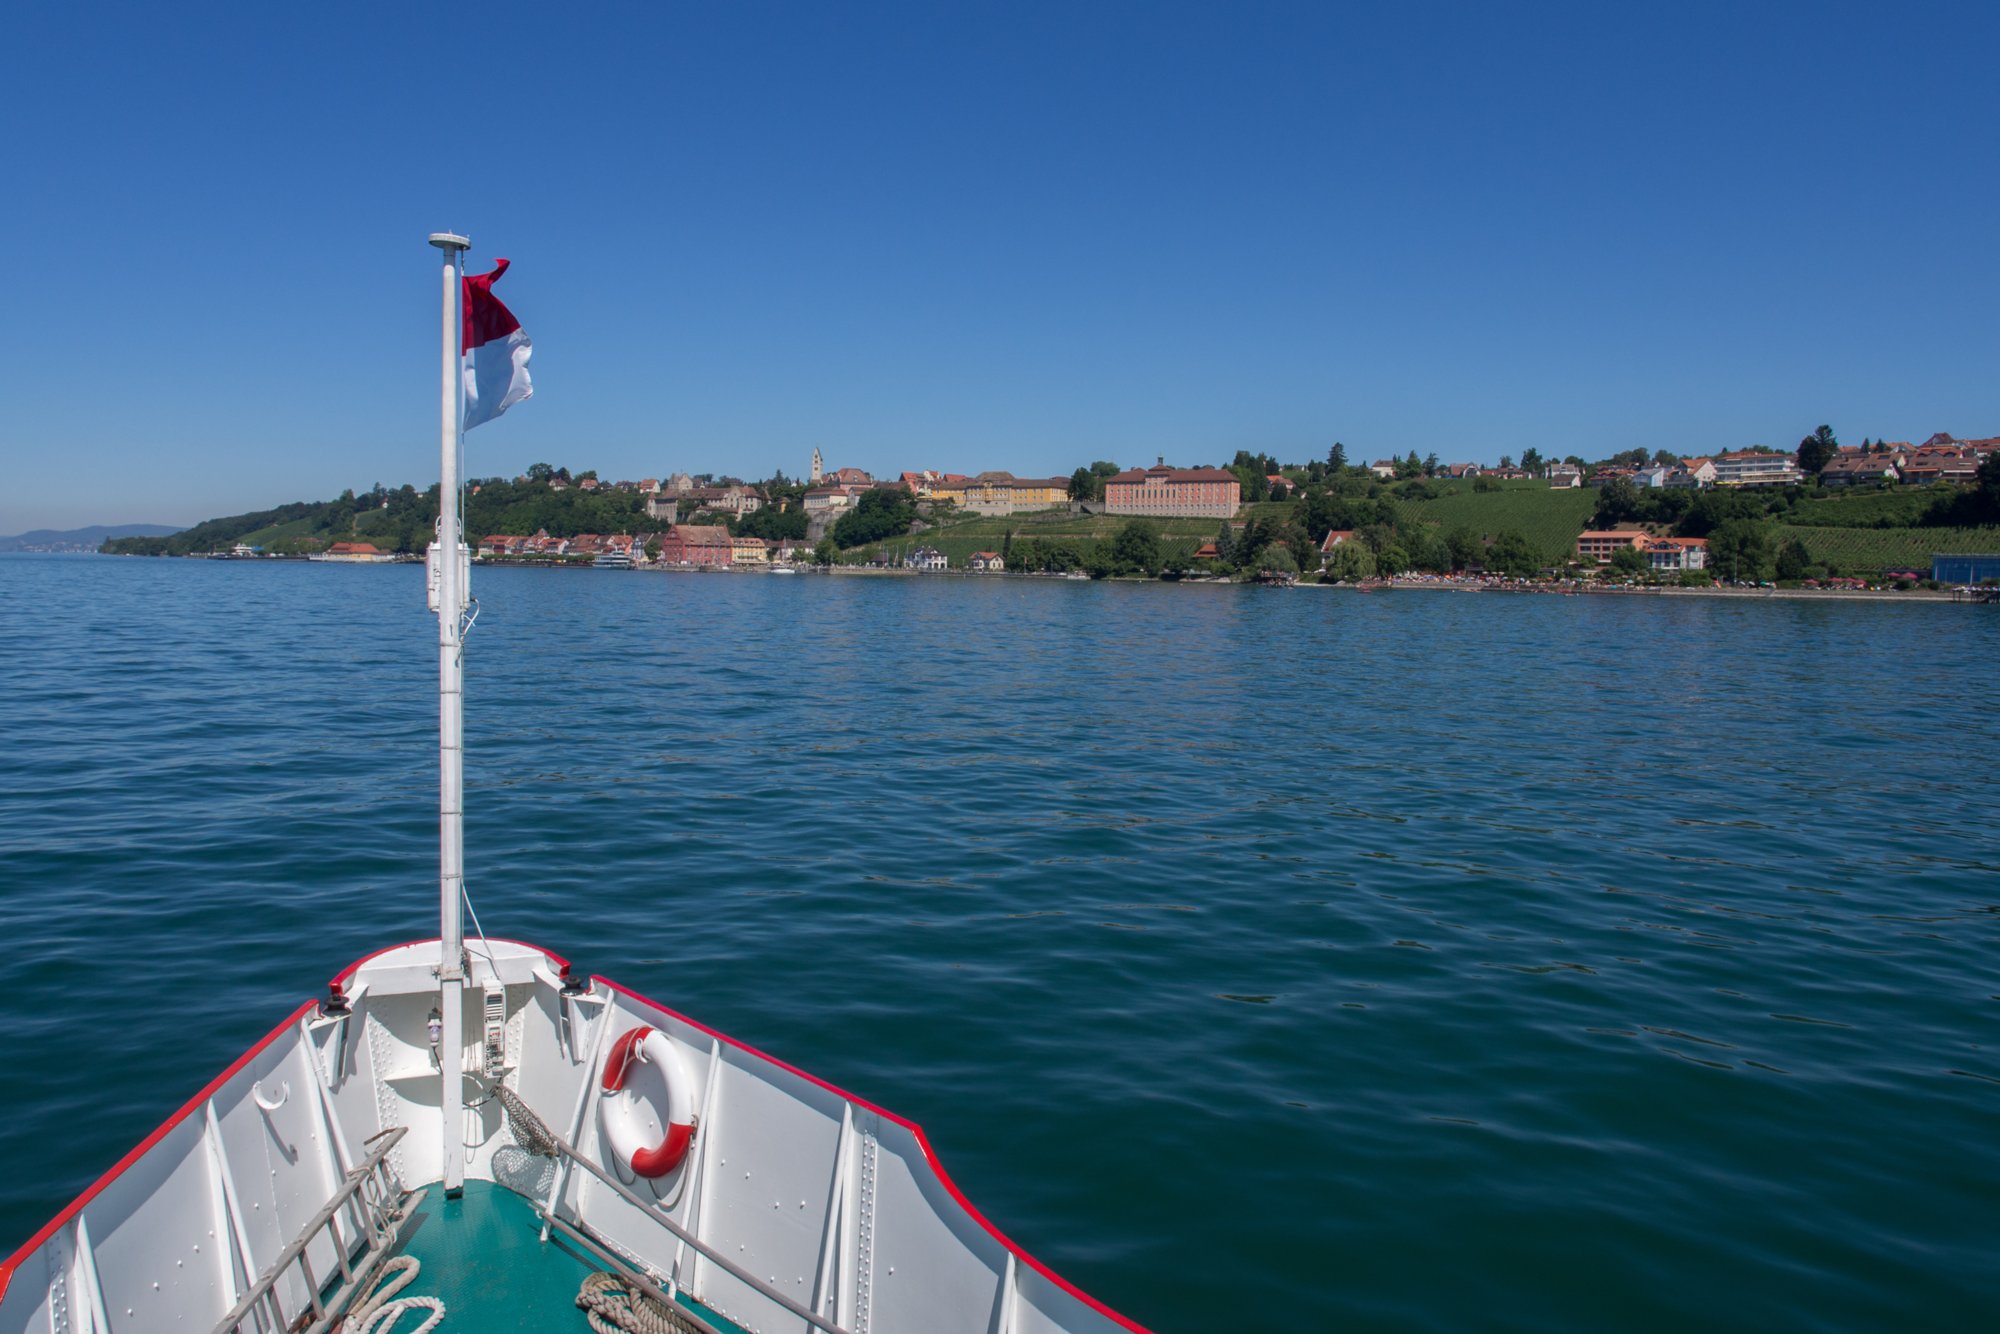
<box><xmin>657</xmin><ymin>524</ymin><xmax>734</xmax><ymax>567</ymax></box>
<box><xmin>1102</xmin><ymin>465</ymin><xmax>1240</xmax><ymax>518</ymax></box>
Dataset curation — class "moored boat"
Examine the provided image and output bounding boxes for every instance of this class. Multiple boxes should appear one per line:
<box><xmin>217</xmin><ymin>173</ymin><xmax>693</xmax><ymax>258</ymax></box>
<box><xmin>0</xmin><ymin>235</ymin><xmax>1147</xmax><ymax>1334</ymax></box>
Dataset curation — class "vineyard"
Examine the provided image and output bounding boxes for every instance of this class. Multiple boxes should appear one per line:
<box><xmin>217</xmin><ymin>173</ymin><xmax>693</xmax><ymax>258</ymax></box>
<box><xmin>1771</xmin><ymin>524</ymin><xmax>2000</xmax><ymax>575</ymax></box>
<box><xmin>869</xmin><ymin>508</ymin><xmax>1219</xmax><ymax>566</ymax></box>
<box><xmin>847</xmin><ymin>482</ymin><xmax>1995</xmax><ymax>577</ymax></box>
<box><xmin>1389</xmin><ymin>484</ymin><xmax>1598</xmax><ymax>561</ymax></box>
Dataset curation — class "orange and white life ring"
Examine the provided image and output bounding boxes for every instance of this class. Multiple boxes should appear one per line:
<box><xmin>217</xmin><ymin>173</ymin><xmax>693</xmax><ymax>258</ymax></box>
<box><xmin>599</xmin><ymin>1026</ymin><xmax>697</xmax><ymax>1180</ymax></box>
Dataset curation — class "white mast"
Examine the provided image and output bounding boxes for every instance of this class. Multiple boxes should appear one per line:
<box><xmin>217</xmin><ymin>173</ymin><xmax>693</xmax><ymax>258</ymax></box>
<box><xmin>428</xmin><ymin>230</ymin><xmax>470</xmax><ymax>1197</ymax></box>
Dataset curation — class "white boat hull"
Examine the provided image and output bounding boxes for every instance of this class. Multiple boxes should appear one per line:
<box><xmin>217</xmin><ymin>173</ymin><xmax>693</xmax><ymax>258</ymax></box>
<box><xmin>0</xmin><ymin>940</ymin><xmax>1143</xmax><ymax>1334</ymax></box>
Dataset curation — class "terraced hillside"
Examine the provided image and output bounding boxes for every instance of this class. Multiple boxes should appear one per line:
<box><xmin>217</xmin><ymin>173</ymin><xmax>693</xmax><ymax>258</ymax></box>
<box><xmin>1389</xmin><ymin>482</ymin><xmax>1597</xmax><ymax>558</ymax></box>
<box><xmin>1771</xmin><ymin>523</ymin><xmax>2000</xmax><ymax>575</ymax></box>
<box><xmin>871</xmin><ymin>508</ymin><xmax>1222</xmax><ymax>565</ymax></box>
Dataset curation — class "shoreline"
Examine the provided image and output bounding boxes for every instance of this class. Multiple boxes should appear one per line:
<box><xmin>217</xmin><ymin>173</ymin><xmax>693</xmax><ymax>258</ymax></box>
<box><xmin>80</xmin><ymin>551</ymin><xmax>1986</xmax><ymax>603</ymax></box>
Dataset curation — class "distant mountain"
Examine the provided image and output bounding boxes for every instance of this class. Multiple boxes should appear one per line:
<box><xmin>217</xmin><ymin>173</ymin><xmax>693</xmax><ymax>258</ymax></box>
<box><xmin>0</xmin><ymin>524</ymin><xmax>182</xmax><ymax>552</ymax></box>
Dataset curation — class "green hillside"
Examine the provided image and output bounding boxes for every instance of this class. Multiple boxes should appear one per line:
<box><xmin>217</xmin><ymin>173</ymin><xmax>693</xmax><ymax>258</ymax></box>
<box><xmin>872</xmin><ymin>509</ymin><xmax>1222</xmax><ymax>566</ymax></box>
<box><xmin>1389</xmin><ymin>482</ymin><xmax>1598</xmax><ymax>558</ymax></box>
<box><xmin>1770</xmin><ymin>523</ymin><xmax>2000</xmax><ymax>575</ymax></box>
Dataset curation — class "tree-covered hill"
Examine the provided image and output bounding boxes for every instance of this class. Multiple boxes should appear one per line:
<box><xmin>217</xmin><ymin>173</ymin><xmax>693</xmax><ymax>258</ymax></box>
<box><xmin>102</xmin><ymin>478</ymin><xmax>653</xmax><ymax>556</ymax></box>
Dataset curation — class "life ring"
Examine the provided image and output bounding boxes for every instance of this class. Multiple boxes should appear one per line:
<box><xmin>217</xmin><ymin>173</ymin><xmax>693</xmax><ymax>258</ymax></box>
<box><xmin>599</xmin><ymin>1027</ymin><xmax>696</xmax><ymax>1180</ymax></box>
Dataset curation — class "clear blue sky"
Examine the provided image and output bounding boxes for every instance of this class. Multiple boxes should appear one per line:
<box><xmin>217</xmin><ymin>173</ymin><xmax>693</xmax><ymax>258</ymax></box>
<box><xmin>2</xmin><ymin>0</ymin><xmax>1994</xmax><ymax>532</ymax></box>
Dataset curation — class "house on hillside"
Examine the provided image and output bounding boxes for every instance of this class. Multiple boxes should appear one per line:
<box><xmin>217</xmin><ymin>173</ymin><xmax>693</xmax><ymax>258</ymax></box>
<box><xmin>1820</xmin><ymin>453</ymin><xmax>1901</xmax><ymax>487</ymax></box>
<box><xmin>905</xmin><ymin>546</ymin><xmax>948</xmax><ymax>572</ymax></box>
<box><xmin>968</xmin><ymin>551</ymin><xmax>1005</xmax><ymax>572</ymax></box>
<box><xmin>1575</xmin><ymin>531</ymin><xmax>1648</xmax><ymax>563</ymax></box>
<box><xmin>1101</xmin><ymin>464</ymin><xmax>1240</xmax><ymax>517</ymax></box>
<box><xmin>1318</xmin><ymin>530</ymin><xmax>1356</xmax><ymax>565</ymax></box>
<box><xmin>1713</xmin><ymin>450</ymin><xmax>1803</xmax><ymax>487</ymax></box>
<box><xmin>1666</xmin><ymin>458</ymin><xmax>1717</xmax><ymax>488</ymax></box>
<box><xmin>1642</xmin><ymin>537</ymin><xmax>1708</xmax><ymax>572</ymax></box>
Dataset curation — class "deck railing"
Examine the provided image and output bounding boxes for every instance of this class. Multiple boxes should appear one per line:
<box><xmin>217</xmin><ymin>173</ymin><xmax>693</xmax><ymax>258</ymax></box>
<box><xmin>541</xmin><ymin>1137</ymin><xmax>855</xmax><ymax>1334</ymax></box>
<box><xmin>209</xmin><ymin>1127</ymin><xmax>411</xmax><ymax>1334</ymax></box>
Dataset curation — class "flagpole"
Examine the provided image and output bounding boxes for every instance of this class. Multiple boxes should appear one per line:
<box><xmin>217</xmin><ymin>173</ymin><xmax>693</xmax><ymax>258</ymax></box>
<box><xmin>428</xmin><ymin>230</ymin><xmax>469</xmax><ymax>1198</ymax></box>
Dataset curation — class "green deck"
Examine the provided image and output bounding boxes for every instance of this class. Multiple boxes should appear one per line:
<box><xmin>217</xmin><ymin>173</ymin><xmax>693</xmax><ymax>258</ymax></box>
<box><xmin>392</xmin><ymin>1182</ymin><xmax>746</xmax><ymax>1334</ymax></box>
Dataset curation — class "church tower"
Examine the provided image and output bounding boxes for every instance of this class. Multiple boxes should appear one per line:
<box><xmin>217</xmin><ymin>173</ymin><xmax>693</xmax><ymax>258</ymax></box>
<box><xmin>810</xmin><ymin>447</ymin><xmax>824</xmax><ymax>484</ymax></box>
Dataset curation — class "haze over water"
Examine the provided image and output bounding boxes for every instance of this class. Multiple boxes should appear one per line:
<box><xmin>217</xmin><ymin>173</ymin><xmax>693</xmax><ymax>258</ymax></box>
<box><xmin>2</xmin><ymin>555</ymin><xmax>1995</xmax><ymax>1331</ymax></box>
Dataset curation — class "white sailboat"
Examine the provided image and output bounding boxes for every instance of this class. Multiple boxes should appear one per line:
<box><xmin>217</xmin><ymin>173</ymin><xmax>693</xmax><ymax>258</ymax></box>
<box><xmin>0</xmin><ymin>236</ymin><xmax>1147</xmax><ymax>1334</ymax></box>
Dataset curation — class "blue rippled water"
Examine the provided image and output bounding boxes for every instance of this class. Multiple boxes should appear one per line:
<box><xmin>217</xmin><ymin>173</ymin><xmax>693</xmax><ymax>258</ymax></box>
<box><xmin>2</xmin><ymin>555</ymin><xmax>1996</xmax><ymax>1330</ymax></box>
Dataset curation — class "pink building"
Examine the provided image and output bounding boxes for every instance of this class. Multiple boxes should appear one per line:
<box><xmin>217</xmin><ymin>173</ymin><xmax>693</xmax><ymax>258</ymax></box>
<box><xmin>1102</xmin><ymin>465</ymin><xmax>1240</xmax><ymax>518</ymax></box>
<box><xmin>657</xmin><ymin>524</ymin><xmax>734</xmax><ymax>567</ymax></box>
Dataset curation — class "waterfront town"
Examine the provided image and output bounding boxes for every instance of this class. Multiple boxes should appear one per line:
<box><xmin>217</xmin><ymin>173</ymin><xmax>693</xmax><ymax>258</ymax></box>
<box><xmin>118</xmin><ymin>433</ymin><xmax>2000</xmax><ymax>590</ymax></box>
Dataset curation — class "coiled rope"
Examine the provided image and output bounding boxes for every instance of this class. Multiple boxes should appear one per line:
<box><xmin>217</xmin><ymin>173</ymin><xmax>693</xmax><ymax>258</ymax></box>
<box><xmin>348</xmin><ymin>1256</ymin><xmax>445</xmax><ymax>1334</ymax></box>
<box><xmin>575</xmin><ymin>1272</ymin><xmax>710</xmax><ymax>1334</ymax></box>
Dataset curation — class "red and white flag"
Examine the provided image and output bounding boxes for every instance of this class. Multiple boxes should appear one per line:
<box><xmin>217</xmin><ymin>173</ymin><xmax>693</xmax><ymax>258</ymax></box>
<box><xmin>462</xmin><ymin>258</ymin><xmax>532</xmax><ymax>430</ymax></box>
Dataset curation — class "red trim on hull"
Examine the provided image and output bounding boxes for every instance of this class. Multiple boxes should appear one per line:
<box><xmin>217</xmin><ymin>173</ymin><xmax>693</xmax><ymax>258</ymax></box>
<box><xmin>3</xmin><ymin>946</ymin><xmax>1148</xmax><ymax>1332</ymax></box>
<box><xmin>0</xmin><ymin>1000</ymin><xmax>315</xmax><ymax>1302</ymax></box>
<box><xmin>591</xmin><ymin>974</ymin><xmax>1152</xmax><ymax>1333</ymax></box>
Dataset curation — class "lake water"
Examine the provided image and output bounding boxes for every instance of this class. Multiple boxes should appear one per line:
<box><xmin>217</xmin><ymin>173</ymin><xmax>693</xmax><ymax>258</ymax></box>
<box><xmin>2</xmin><ymin>555</ymin><xmax>1996</xmax><ymax>1331</ymax></box>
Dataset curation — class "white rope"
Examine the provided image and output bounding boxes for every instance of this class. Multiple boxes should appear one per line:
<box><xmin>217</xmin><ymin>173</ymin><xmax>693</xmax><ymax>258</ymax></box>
<box><xmin>575</xmin><ymin>1272</ymin><xmax>706</xmax><ymax>1334</ymax></box>
<box><xmin>349</xmin><ymin>1256</ymin><xmax>445</xmax><ymax>1334</ymax></box>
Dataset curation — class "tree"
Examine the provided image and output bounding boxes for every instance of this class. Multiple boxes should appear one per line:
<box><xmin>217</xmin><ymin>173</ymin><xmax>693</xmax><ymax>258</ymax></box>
<box><xmin>1775</xmin><ymin>536</ymin><xmax>1811</xmax><ymax>581</ymax></box>
<box><xmin>1397</xmin><ymin>451</ymin><xmax>1423</xmax><ymax>480</ymax></box>
<box><xmin>1109</xmin><ymin>520</ymin><xmax>1162</xmax><ymax>575</ymax></box>
<box><xmin>1068</xmin><ymin>467</ymin><xmax>1097</xmax><ymax>502</ymax></box>
<box><xmin>1446</xmin><ymin>526</ymin><xmax>1483</xmax><ymax>571</ymax></box>
<box><xmin>1608</xmin><ymin>545</ymin><xmax>1647</xmax><ymax>577</ymax></box>
<box><xmin>644</xmin><ymin>535</ymin><xmax>663</xmax><ymax>561</ymax></box>
<box><xmin>1521</xmin><ymin>447</ymin><xmax>1543</xmax><ymax>472</ymax></box>
<box><xmin>812</xmin><ymin>537</ymin><xmax>839</xmax><ymax>566</ymax></box>
<box><xmin>1262</xmin><ymin>545</ymin><xmax>1300</xmax><ymax>577</ymax></box>
<box><xmin>1797</xmin><ymin>425</ymin><xmax>1838</xmax><ymax>477</ymax></box>
<box><xmin>1498</xmin><ymin>455</ymin><xmax>1514</xmax><ymax>470</ymax></box>
<box><xmin>1213</xmin><ymin>522</ymin><xmax>1237</xmax><ymax>566</ymax></box>
<box><xmin>526</xmin><ymin>462</ymin><xmax>555</xmax><ymax>482</ymax></box>
<box><xmin>1235</xmin><ymin>515</ymin><xmax>1273</xmax><ymax>566</ymax></box>
<box><xmin>1300</xmin><ymin>490</ymin><xmax>1355</xmax><ymax>542</ymax></box>
<box><xmin>1653</xmin><ymin>449</ymin><xmax>1677</xmax><ymax>466</ymax></box>
<box><xmin>1357</xmin><ymin>522</ymin><xmax>1398</xmax><ymax>554</ymax></box>
<box><xmin>1404</xmin><ymin>526</ymin><xmax>1450</xmax><ymax>573</ymax></box>
<box><xmin>831</xmin><ymin>488</ymin><xmax>917</xmax><ymax>547</ymax></box>
<box><xmin>1592</xmin><ymin>477</ymin><xmax>1642</xmax><ymax>527</ymax></box>
<box><xmin>1707</xmin><ymin>519</ymin><xmax>1772</xmax><ymax>581</ymax></box>
<box><xmin>1324</xmin><ymin>540</ymin><xmax>1376</xmax><ymax>582</ymax></box>
<box><xmin>1328</xmin><ymin>441</ymin><xmax>1348</xmax><ymax>471</ymax></box>
<box><xmin>1268</xmin><ymin>479</ymin><xmax>1290</xmax><ymax>502</ymax></box>
<box><xmin>1002</xmin><ymin>528</ymin><xmax>1015</xmax><ymax>562</ymax></box>
<box><xmin>1423</xmin><ymin>452</ymin><xmax>1440</xmax><ymax>476</ymax></box>
<box><xmin>736</xmin><ymin>505</ymin><xmax>807</xmax><ymax>541</ymax></box>
<box><xmin>1486</xmin><ymin>530</ymin><xmax>1542</xmax><ymax>578</ymax></box>
<box><xmin>1286</xmin><ymin>531</ymin><xmax>1319</xmax><ymax>575</ymax></box>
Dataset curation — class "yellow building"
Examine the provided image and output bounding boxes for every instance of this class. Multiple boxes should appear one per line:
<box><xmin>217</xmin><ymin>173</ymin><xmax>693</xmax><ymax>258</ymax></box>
<box><xmin>959</xmin><ymin>473</ymin><xmax>1070</xmax><ymax>516</ymax></box>
<box><xmin>926</xmin><ymin>477</ymin><xmax>970</xmax><ymax>507</ymax></box>
<box><xmin>730</xmin><ymin>536</ymin><xmax>769</xmax><ymax>565</ymax></box>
